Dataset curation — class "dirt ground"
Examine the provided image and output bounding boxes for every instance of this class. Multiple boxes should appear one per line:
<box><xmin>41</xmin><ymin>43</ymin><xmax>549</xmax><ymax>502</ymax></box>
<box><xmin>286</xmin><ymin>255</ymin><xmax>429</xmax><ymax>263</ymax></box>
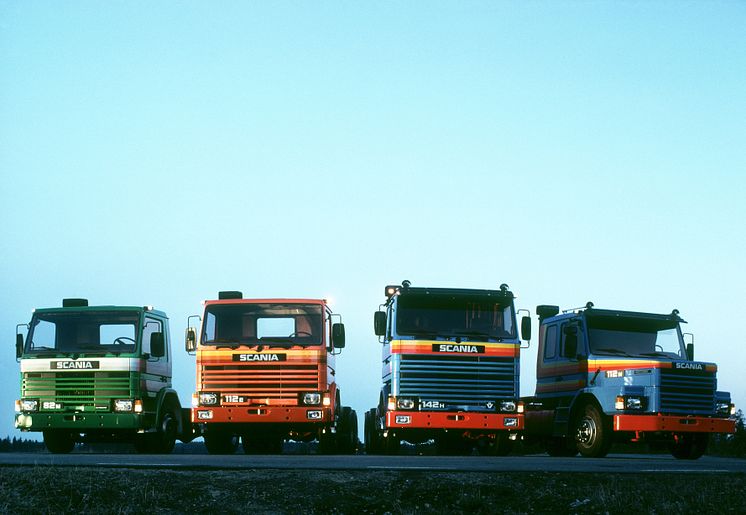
<box><xmin>1</xmin><ymin>467</ymin><xmax>745</xmax><ymax>514</ymax></box>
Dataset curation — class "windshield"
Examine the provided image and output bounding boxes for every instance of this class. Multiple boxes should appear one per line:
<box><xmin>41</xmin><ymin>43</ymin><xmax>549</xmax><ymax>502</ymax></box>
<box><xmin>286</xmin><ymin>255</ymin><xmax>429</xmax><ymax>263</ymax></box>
<box><xmin>587</xmin><ymin>316</ymin><xmax>684</xmax><ymax>358</ymax></box>
<box><xmin>396</xmin><ymin>294</ymin><xmax>515</xmax><ymax>340</ymax></box>
<box><xmin>25</xmin><ymin>311</ymin><xmax>139</xmax><ymax>354</ymax></box>
<box><xmin>202</xmin><ymin>303</ymin><xmax>324</xmax><ymax>347</ymax></box>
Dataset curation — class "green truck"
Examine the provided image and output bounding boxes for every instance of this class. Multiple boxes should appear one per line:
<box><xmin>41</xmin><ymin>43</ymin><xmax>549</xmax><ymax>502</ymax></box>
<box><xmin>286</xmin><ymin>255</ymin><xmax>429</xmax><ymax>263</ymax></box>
<box><xmin>14</xmin><ymin>298</ymin><xmax>195</xmax><ymax>453</ymax></box>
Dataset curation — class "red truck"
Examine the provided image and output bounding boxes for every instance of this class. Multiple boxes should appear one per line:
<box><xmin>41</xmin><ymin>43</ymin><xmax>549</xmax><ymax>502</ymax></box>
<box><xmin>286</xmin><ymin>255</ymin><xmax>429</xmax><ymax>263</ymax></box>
<box><xmin>186</xmin><ymin>291</ymin><xmax>357</xmax><ymax>454</ymax></box>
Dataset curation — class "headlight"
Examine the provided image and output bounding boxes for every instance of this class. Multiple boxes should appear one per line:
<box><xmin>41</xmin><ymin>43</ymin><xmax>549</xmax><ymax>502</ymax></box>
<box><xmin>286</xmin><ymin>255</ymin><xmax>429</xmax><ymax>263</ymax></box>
<box><xmin>625</xmin><ymin>397</ymin><xmax>643</xmax><ymax>410</ymax></box>
<box><xmin>396</xmin><ymin>397</ymin><xmax>416</xmax><ymax>410</ymax></box>
<box><xmin>307</xmin><ymin>410</ymin><xmax>323</xmax><ymax>420</ymax></box>
<box><xmin>114</xmin><ymin>399</ymin><xmax>134</xmax><ymax>412</ymax></box>
<box><xmin>716</xmin><ymin>402</ymin><xmax>732</xmax><ymax>415</ymax></box>
<box><xmin>199</xmin><ymin>392</ymin><xmax>220</xmax><ymax>406</ymax></box>
<box><xmin>616</xmin><ymin>395</ymin><xmax>644</xmax><ymax>410</ymax></box>
<box><xmin>302</xmin><ymin>392</ymin><xmax>322</xmax><ymax>406</ymax></box>
<box><xmin>499</xmin><ymin>400</ymin><xmax>517</xmax><ymax>413</ymax></box>
<box><xmin>21</xmin><ymin>399</ymin><xmax>39</xmax><ymax>412</ymax></box>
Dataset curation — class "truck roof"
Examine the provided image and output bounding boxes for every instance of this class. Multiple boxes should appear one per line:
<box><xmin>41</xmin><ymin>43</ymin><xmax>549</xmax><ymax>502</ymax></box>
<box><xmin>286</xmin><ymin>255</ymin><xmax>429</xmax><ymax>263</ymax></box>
<box><xmin>33</xmin><ymin>305</ymin><xmax>168</xmax><ymax>319</ymax></box>
<box><xmin>394</xmin><ymin>286</ymin><xmax>515</xmax><ymax>298</ymax></box>
<box><xmin>543</xmin><ymin>307</ymin><xmax>685</xmax><ymax>324</ymax></box>
<box><xmin>203</xmin><ymin>298</ymin><xmax>329</xmax><ymax>306</ymax></box>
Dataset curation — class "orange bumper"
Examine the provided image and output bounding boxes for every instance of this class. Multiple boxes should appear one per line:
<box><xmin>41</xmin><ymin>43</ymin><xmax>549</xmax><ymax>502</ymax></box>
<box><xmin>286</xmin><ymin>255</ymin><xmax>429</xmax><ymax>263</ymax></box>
<box><xmin>386</xmin><ymin>410</ymin><xmax>523</xmax><ymax>430</ymax></box>
<box><xmin>613</xmin><ymin>414</ymin><xmax>736</xmax><ymax>433</ymax></box>
<box><xmin>192</xmin><ymin>406</ymin><xmax>332</xmax><ymax>424</ymax></box>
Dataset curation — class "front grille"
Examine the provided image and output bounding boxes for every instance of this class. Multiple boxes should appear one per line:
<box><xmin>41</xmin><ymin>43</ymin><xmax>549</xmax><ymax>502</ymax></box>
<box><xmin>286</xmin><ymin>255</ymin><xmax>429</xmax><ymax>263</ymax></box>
<box><xmin>201</xmin><ymin>364</ymin><xmax>320</xmax><ymax>402</ymax></box>
<box><xmin>659</xmin><ymin>368</ymin><xmax>716</xmax><ymax>414</ymax></box>
<box><xmin>397</xmin><ymin>354</ymin><xmax>517</xmax><ymax>408</ymax></box>
<box><xmin>22</xmin><ymin>371</ymin><xmax>132</xmax><ymax>407</ymax></box>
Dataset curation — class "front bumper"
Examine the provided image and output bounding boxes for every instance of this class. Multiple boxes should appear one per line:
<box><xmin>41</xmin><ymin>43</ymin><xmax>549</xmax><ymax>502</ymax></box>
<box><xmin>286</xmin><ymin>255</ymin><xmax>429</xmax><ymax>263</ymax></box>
<box><xmin>192</xmin><ymin>406</ymin><xmax>333</xmax><ymax>424</ymax></box>
<box><xmin>15</xmin><ymin>412</ymin><xmax>145</xmax><ymax>431</ymax></box>
<box><xmin>385</xmin><ymin>410</ymin><xmax>523</xmax><ymax>430</ymax></box>
<box><xmin>613</xmin><ymin>414</ymin><xmax>736</xmax><ymax>433</ymax></box>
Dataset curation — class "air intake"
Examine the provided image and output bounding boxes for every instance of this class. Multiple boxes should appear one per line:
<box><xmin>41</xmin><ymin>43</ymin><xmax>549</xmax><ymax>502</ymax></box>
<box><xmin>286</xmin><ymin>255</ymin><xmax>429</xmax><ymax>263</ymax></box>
<box><xmin>218</xmin><ymin>291</ymin><xmax>243</xmax><ymax>300</ymax></box>
<box><xmin>62</xmin><ymin>298</ymin><xmax>89</xmax><ymax>307</ymax></box>
<box><xmin>536</xmin><ymin>305</ymin><xmax>560</xmax><ymax>320</ymax></box>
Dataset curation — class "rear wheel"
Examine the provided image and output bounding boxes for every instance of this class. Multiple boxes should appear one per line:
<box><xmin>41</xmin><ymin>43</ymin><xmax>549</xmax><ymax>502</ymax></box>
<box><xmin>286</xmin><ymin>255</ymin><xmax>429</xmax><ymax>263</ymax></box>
<box><xmin>382</xmin><ymin>431</ymin><xmax>401</xmax><ymax>455</ymax></box>
<box><xmin>135</xmin><ymin>408</ymin><xmax>178</xmax><ymax>454</ymax></box>
<box><xmin>43</xmin><ymin>430</ymin><xmax>75</xmax><ymax>454</ymax></box>
<box><xmin>337</xmin><ymin>407</ymin><xmax>358</xmax><ymax>454</ymax></box>
<box><xmin>364</xmin><ymin>409</ymin><xmax>382</xmax><ymax>455</ymax></box>
<box><xmin>669</xmin><ymin>433</ymin><xmax>708</xmax><ymax>460</ymax></box>
<box><xmin>574</xmin><ymin>404</ymin><xmax>612</xmax><ymax>458</ymax></box>
<box><xmin>204</xmin><ymin>429</ymin><xmax>238</xmax><ymax>455</ymax></box>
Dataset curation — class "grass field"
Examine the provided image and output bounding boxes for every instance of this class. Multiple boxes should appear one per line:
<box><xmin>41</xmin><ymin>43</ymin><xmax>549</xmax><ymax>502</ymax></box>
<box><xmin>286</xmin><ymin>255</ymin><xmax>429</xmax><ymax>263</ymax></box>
<box><xmin>2</xmin><ymin>467</ymin><xmax>745</xmax><ymax>514</ymax></box>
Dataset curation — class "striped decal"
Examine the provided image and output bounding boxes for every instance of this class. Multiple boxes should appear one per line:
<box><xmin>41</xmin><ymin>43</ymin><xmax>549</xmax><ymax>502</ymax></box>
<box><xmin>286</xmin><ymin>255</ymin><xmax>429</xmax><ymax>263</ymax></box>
<box><xmin>390</xmin><ymin>339</ymin><xmax>519</xmax><ymax>357</ymax></box>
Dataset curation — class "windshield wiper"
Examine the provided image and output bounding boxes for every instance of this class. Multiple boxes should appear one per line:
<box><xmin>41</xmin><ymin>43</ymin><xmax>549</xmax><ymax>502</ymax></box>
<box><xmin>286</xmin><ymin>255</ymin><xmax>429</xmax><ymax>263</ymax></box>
<box><xmin>260</xmin><ymin>337</ymin><xmax>312</xmax><ymax>349</ymax></box>
<box><xmin>451</xmin><ymin>331</ymin><xmax>502</xmax><ymax>342</ymax></box>
<box><xmin>639</xmin><ymin>352</ymin><xmax>677</xmax><ymax>358</ymax></box>
<box><xmin>593</xmin><ymin>347</ymin><xmax>632</xmax><ymax>356</ymax></box>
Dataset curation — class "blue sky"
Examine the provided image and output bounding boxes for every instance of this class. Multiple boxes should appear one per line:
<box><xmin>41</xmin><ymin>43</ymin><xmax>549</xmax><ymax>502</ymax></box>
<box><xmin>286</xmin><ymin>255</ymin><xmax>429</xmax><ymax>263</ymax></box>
<box><xmin>1</xmin><ymin>1</ymin><xmax>745</xmax><ymax>439</ymax></box>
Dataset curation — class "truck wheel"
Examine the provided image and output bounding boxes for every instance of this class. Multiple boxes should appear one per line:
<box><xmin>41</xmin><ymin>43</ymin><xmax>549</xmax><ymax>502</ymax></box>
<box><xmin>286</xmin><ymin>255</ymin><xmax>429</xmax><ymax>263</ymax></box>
<box><xmin>337</xmin><ymin>407</ymin><xmax>358</xmax><ymax>454</ymax></box>
<box><xmin>204</xmin><ymin>430</ymin><xmax>238</xmax><ymax>455</ymax></box>
<box><xmin>383</xmin><ymin>432</ymin><xmax>401</xmax><ymax>455</ymax></box>
<box><xmin>669</xmin><ymin>433</ymin><xmax>708</xmax><ymax>460</ymax></box>
<box><xmin>574</xmin><ymin>404</ymin><xmax>612</xmax><ymax>458</ymax></box>
<box><xmin>545</xmin><ymin>437</ymin><xmax>579</xmax><ymax>457</ymax></box>
<box><xmin>364</xmin><ymin>409</ymin><xmax>381</xmax><ymax>455</ymax></box>
<box><xmin>318</xmin><ymin>427</ymin><xmax>337</xmax><ymax>454</ymax></box>
<box><xmin>43</xmin><ymin>430</ymin><xmax>75</xmax><ymax>454</ymax></box>
<box><xmin>152</xmin><ymin>410</ymin><xmax>178</xmax><ymax>454</ymax></box>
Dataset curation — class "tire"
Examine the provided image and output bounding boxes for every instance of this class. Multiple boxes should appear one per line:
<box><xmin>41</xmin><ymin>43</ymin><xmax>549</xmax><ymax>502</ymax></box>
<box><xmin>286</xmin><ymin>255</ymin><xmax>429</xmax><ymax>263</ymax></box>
<box><xmin>364</xmin><ymin>409</ymin><xmax>381</xmax><ymax>455</ymax></box>
<box><xmin>545</xmin><ymin>437</ymin><xmax>579</xmax><ymax>457</ymax></box>
<box><xmin>574</xmin><ymin>404</ymin><xmax>612</xmax><ymax>458</ymax></box>
<box><xmin>152</xmin><ymin>410</ymin><xmax>178</xmax><ymax>454</ymax></box>
<box><xmin>383</xmin><ymin>432</ymin><xmax>401</xmax><ymax>455</ymax></box>
<box><xmin>337</xmin><ymin>407</ymin><xmax>358</xmax><ymax>454</ymax></box>
<box><xmin>135</xmin><ymin>409</ymin><xmax>178</xmax><ymax>454</ymax></box>
<box><xmin>43</xmin><ymin>430</ymin><xmax>75</xmax><ymax>454</ymax></box>
<box><xmin>669</xmin><ymin>433</ymin><xmax>708</xmax><ymax>460</ymax></box>
<box><xmin>318</xmin><ymin>431</ymin><xmax>336</xmax><ymax>454</ymax></box>
<box><xmin>204</xmin><ymin>429</ymin><xmax>238</xmax><ymax>455</ymax></box>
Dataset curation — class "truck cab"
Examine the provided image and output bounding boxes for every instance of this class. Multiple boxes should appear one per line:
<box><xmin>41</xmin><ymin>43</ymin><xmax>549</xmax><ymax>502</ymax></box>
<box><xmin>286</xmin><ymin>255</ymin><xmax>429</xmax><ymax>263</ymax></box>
<box><xmin>15</xmin><ymin>298</ymin><xmax>192</xmax><ymax>453</ymax></box>
<box><xmin>523</xmin><ymin>303</ymin><xmax>736</xmax><ymax>459</ymax></box>
<box><xmin>186</xmin><ymin>291</ymin><xmax>357</xmax><ymax>454</ymax></box>
<box><xmin>365</xmin><ymin>281</ymin><xmax>531</xmax><ymax>455</ymax></box>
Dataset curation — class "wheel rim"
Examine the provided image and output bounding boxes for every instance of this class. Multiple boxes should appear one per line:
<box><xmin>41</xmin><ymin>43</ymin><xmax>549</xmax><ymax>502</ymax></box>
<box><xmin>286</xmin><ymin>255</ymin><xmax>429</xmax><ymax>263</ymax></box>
<box><xmin>576</xmin><ymin>415</ymin><xmax>597</xmax><ymax>446</ymax></box>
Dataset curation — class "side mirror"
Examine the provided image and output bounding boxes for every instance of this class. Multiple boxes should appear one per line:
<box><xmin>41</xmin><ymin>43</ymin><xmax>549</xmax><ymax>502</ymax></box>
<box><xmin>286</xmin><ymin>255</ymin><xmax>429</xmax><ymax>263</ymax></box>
<box><xmin>332</xmin><ymin>323</ymin><xmax>346</xmax><ymax>349</ymax></box>
<box><xmin>150</xmin><ymin>332</ymin><xmax>165</xmax><ymax>358</ymax></box>
<box><xmin>521</xmin><ymin>316</ymin><xmax>532</xmax><ymax>341</ymax></box>
<box><xmin>686</xmin><ymin>342</ymin><xmax>694</xmax><ymax>361</ymax></box>
<box><xmin>374</xmin><ymin>311</ymin><xmax>387</xmax><ymax>336</ymax></box>
<box><xmin>16</xmin><ymin>334</ymin><xmax>23</xmax><ymax>359</ymax></box>
<box><xmin>185</xmin><ymin>327</ymin><xmax>197</xmax><ymax>353</ymax></box>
